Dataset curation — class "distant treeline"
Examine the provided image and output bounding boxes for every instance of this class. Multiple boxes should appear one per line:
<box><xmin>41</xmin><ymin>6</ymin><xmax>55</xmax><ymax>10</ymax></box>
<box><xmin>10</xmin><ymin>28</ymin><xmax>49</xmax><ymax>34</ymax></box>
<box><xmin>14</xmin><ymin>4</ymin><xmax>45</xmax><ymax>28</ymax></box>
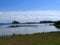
<box><xmin>1</xmin><ymin>20</ymin><xmax>60</xmax><ymax>24</ymax></box>
<box><xmin>40</xmin><ymin>21</ymin><xmax>56</xmax><ymax>23</ymax></box>
<box><xmin>12</xmin><ymin>21</ymin><xmax>40</xmax><ymax>24</ymax></box>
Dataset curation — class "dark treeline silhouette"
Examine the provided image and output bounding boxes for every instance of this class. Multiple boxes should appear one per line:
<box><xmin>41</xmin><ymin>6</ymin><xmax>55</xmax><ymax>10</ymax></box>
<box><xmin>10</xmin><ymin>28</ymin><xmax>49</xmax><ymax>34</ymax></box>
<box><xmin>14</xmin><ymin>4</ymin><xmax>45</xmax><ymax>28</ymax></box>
<box><xmin>0</xmin><ymin>20</ymin><xmax>59</xmax><ymax>24</ymax></box>
<box><xmin>54</xmin><ymin>21</ymin><xmax>60</xmax><ymax>26</ymax></box>
<box><xmin>24</xmin><ymin>22</ymin><xmax>39</xmax><ymax>24</ymax></box>
<box><xmin>40</xmin><ymin>20</ymin><xmax>56</xmax><ymax>23</ymax></box>
<box><xmin>54</xmin><ymin>21</ymin><xmax>60</xmax><ymax>29</ymax></box>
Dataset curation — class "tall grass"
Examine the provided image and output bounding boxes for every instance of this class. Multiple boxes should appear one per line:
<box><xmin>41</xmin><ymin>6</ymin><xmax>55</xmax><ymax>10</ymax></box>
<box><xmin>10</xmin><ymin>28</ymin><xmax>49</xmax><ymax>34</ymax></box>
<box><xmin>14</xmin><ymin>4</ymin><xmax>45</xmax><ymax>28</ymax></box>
<box><xmin>0</xmin><ymin>31</ymin><xmax>60</xmax><ymax>45</ymax></box>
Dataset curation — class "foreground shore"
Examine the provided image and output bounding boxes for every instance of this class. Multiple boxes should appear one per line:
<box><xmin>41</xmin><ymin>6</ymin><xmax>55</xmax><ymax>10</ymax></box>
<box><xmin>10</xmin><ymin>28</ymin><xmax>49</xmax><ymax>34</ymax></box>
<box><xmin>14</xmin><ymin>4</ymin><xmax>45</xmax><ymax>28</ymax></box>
<box><xmin>0</xmin><ymin>31</ymin><xmax>60</xmax><ymax>45</ymax></box>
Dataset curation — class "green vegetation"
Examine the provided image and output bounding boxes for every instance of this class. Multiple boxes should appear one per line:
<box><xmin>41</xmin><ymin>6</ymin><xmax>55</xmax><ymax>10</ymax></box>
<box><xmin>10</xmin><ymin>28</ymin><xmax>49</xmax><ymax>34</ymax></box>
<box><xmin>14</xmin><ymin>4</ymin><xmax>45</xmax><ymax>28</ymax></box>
<box><xmin>54</xmin><ymin>21</ymin><xmax>60</xmax><ymax>26</ymax></box>
<box><xmin>24</xmin><ymin>22</ymin><xmax>39</xmax><ymax>24</ymax></box>
<box><xmin>12</xmin><ymin>21</ymin><xmax>20</xmax><ymax>24</ymax></box>
<box><xmin>0</xmin><ymin>32</ymin><xmax>60</xmax><ymax>45</ymax></box>
<box><xmin>40</xmin><ymin>20</ymin><xmax>55</xmax><ymax>23</ymax></box>
<box><xmin>54</xmin><ymin>21</ymin><xmax>60</xmax><ymax>28</ymax></box>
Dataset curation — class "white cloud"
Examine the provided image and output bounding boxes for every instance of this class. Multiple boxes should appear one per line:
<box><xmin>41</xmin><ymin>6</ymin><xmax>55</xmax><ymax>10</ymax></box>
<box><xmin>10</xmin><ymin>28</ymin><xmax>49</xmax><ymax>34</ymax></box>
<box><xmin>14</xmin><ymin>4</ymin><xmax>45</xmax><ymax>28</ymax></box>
<box><xmin>0</xmin><ymin>10</ymin><xmax>60</xmax><ymax>22</ymax></box>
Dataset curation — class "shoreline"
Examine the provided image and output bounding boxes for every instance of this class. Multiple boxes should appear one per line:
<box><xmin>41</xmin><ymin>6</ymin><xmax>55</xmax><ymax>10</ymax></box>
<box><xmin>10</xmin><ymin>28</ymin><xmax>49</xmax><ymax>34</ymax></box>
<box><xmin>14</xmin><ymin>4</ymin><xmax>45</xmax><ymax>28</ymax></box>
<box><xmin>0</xmin><ymin>31</ymin><xmax>60</xmax><ymax>45</ymax></box>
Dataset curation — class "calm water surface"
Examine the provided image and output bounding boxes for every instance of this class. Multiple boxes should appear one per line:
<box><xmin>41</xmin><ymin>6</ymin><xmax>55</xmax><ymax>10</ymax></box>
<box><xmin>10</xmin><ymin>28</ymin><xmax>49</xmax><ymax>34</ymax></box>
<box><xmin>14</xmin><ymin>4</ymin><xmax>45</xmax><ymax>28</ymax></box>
<box><xmin>0</xmin><ymin>24</ymin><xmax>60</xmax><ymax>36</ymax></box>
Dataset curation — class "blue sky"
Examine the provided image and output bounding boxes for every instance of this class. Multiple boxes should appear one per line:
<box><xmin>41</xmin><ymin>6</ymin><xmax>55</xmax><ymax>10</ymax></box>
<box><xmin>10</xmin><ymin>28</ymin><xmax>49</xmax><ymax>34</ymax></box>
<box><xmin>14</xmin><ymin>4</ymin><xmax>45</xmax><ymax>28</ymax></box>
<box><xmin>0</xmin><ymin>0</ymin><xmax>60</xmax><ymax>23</ymax></box>
<box><xmin>0</xmin><ymin>0</ymin><xmax>60</xmax><ymax>11</ymax></box>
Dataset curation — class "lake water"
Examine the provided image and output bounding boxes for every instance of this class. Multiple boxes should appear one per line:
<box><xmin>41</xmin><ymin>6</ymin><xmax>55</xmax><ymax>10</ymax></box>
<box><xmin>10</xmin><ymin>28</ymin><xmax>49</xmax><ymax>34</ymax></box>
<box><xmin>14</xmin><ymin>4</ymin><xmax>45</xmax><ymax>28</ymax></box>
<box><xmin>0</xmin><ymin>24</ymin><xmax>60</xmax><ymax>36</ymax></box>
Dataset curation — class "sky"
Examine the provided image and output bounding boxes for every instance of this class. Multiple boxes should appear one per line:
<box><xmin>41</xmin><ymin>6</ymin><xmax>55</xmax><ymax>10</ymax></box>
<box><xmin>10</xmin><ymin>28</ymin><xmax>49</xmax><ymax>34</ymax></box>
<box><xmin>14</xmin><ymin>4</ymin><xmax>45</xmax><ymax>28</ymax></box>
<box><xmin>0</xmin><ymin>0</ymin><xmax>60</xmax><ymax>23</ymax></box>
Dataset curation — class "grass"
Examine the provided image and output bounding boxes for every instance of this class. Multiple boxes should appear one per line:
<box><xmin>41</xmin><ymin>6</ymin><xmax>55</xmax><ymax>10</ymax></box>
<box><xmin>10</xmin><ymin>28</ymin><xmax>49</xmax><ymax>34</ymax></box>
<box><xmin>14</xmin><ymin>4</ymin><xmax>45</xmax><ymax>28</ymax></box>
<box><xmin>0</xmin><ymin>32</ymin><xmax>60</xmax><ymax>45</ymax></box>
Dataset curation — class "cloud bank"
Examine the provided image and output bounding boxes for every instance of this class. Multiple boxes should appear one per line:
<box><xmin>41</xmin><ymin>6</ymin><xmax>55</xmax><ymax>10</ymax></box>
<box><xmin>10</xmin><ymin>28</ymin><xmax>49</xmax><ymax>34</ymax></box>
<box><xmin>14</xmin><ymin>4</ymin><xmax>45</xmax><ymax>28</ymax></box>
<box><xmin>0</xmin><ymin>10</ymin><xmax>60</xmax><ymax>23</ymax></box>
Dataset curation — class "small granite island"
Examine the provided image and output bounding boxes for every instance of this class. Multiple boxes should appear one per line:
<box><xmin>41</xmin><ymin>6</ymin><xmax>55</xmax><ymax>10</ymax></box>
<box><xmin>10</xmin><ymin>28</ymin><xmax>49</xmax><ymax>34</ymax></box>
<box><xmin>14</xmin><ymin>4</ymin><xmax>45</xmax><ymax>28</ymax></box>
<box><xmin>9</xmin><ymin>21</ymin><xmax>20</xmax><ymax>27</ymax></box>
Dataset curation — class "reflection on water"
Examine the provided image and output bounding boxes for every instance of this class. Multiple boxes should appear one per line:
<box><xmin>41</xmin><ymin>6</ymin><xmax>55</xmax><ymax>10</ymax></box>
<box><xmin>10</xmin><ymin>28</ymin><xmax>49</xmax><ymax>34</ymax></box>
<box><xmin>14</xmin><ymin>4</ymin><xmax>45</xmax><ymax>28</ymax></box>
<box><xmin>0</xmin><ymin>24</ymin><xmax>60</xmax><ymax>36</ymax></box>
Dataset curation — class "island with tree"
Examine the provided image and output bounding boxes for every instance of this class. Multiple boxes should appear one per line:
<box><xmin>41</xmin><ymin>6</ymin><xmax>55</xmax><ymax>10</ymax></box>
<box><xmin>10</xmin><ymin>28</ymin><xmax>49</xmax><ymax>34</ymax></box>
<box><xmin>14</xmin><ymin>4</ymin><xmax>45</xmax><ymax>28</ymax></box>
<box><xmin>12</xmin><ymin>21</ymin><xmax>20</xmax><ymax>24</ymax></box>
